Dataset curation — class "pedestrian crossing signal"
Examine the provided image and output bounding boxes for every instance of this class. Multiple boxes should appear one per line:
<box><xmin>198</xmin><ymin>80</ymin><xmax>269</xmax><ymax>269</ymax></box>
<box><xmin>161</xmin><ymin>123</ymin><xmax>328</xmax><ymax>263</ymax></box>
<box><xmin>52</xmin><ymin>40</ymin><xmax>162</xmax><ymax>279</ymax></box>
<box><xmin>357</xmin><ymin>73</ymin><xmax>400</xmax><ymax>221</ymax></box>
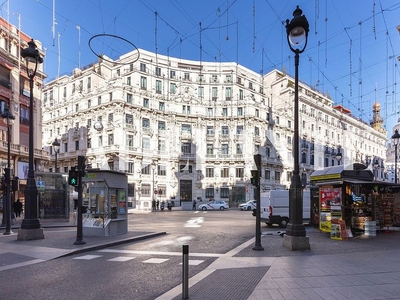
<box><xmin>68</xmin><ymin>168</ymin><xmax>78</xmax><ymax>186</ymax></box>
<box><xmin>250</xmin><ymin>170</ymin><xmax>259</xmax><ymax>187</ymax></box>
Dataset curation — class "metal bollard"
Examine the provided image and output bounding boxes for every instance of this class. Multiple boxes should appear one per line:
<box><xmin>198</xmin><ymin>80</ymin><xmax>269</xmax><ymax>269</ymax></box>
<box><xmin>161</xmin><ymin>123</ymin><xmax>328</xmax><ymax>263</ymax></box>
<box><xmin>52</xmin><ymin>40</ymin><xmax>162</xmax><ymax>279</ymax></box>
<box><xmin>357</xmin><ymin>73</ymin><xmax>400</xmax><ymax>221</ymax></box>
<box><xmin>182</xmin><ymin>244</ymin><xmax>189</xmax><ymax>299</ymax></box>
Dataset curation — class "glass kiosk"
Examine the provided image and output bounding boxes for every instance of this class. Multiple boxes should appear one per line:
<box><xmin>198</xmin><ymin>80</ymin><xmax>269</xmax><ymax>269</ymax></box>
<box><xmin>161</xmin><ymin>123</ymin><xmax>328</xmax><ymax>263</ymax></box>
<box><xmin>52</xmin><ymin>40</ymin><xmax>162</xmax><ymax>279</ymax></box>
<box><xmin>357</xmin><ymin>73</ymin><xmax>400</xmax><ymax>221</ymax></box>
<box><xmin>82</xmin><ymin>169</ymin><xmax>128</xmax><ymax>236</ymax></box>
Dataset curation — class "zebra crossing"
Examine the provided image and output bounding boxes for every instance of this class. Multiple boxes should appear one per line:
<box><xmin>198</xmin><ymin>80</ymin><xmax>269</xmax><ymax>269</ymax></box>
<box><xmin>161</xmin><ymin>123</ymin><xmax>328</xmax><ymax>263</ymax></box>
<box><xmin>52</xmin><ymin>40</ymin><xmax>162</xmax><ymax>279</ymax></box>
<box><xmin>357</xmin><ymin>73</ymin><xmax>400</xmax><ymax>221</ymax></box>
<box><xmin>71</xmin><ymin>248</ymin><xmax>221</xmax><ymax>265</ymax></box>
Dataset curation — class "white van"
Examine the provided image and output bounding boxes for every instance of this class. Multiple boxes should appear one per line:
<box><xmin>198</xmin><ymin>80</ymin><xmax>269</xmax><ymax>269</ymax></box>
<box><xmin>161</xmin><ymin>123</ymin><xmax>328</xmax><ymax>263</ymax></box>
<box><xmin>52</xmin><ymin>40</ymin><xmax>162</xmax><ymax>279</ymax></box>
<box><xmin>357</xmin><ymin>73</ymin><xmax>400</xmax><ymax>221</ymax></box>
<box><xmin>259</xmin><ymin>190</ymin><xmax>310</xmax><ymax>228</ymax></box>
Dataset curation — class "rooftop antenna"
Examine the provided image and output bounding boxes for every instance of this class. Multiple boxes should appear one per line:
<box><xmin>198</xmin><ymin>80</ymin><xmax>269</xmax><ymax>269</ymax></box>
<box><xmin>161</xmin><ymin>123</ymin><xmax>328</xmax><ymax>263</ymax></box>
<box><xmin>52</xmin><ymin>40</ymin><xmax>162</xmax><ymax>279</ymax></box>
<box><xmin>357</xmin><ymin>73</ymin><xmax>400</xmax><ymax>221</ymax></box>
<box><xmin>52</xmin><ymin>0</ymin><xmax>57</xmax><ymax>46</ymax></box>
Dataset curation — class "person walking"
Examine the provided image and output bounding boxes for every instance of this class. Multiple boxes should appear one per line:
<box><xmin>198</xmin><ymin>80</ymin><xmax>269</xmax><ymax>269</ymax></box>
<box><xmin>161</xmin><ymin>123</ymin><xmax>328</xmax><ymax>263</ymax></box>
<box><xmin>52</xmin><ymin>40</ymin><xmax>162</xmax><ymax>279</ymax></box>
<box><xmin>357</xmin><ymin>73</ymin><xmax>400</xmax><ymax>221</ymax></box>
<box><xmin>152</xmin><ymin>199</ymin><xmax>156</xmax><ymax>211</ymax></box>
<box><xmin>192</xmin><ymin>200</ymin><xmax>197</xmax><ymax>210</ymax></box>
<box><xmin>13</xmin><ymin>199</ymin><xmax>23</xmax><ymax>217</ymax></box>
<box><xmin>156</xmin><ymin>200</ymin><xmax>160</xmax><ymax>210</ymax></box>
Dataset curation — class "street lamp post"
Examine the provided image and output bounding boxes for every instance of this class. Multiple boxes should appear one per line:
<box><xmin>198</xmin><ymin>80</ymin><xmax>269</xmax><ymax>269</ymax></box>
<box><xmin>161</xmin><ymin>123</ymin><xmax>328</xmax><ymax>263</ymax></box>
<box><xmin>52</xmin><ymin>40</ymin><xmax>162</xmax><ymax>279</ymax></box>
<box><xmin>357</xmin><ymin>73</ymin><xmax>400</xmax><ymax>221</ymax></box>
<box><xmin>52</xmin><ymin>138</ymin><xmax>60</xmax><ymax>172</ymax></box>
<box><xmin>2</xmin><ymin>106</ymin><xmax>15</xmax><ymax>235</ymax></box>
<box><xmin>391</xmin><ymin>130</ymin><xmax>400</xmax><ymax>183</ymax></box>
<box><xmin>18</xmin><ymin>39</ymin><xmax>44</xmax><ymax>240</ymax></box>
<box><xmin>283</xmin><ymin>6</ymin><xmax>310</xmax><ymax>251</ymax></box>
<box><xmin>151</xmin><ymin>163</ymin><xmax>156</xmax><ymax>210</ymax></box>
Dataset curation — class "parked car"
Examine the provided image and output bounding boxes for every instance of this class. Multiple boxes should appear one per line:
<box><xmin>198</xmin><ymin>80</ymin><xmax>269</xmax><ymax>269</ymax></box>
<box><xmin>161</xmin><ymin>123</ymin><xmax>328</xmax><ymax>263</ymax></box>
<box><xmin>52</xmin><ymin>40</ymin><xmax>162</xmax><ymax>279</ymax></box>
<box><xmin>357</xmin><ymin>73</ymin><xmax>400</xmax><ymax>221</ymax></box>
<box><xmin>238</xmin><ymin>200</ymin><xmax>257</xmax><ymax>211</ymax></box>
<box><xmin>198</xmin><ymin>200</ymin><xmax>229</xmax><ymax>211</ymax></box>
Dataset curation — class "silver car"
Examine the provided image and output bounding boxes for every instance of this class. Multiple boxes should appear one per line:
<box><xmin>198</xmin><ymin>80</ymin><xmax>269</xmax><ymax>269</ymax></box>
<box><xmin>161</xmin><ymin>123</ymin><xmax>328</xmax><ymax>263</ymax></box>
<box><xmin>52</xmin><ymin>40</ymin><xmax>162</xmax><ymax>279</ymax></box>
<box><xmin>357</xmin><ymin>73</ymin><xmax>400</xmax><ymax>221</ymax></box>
<box><xmin>198</xmin><ymin>201</ymin><xmax>229</xmax><ymax>211</ymax></box>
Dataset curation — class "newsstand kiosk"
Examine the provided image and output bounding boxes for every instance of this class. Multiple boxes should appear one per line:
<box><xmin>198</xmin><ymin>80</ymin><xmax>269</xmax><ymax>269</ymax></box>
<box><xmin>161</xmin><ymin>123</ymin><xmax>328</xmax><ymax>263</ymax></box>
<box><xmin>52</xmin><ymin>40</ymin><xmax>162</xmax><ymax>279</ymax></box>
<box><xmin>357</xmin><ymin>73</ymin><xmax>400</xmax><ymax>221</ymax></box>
<box><xmin>82</xmin><ymin>169</ymin><xmax>128</xmax><ymax>236</ymax></box>
<box><xmin>310</xmin><ymin>163</ymin><xmax>400</xmax><ymax>240</ymax></box>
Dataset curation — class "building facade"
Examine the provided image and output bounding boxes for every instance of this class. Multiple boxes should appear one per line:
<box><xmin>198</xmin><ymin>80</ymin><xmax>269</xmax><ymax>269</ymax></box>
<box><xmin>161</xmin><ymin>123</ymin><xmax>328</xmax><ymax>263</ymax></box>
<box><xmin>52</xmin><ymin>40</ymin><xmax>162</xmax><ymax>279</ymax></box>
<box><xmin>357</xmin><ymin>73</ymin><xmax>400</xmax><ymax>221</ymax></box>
<box><xmin>42</xmin><ymin>49</ymin><xmax>387</xmax><ymax>210</ymax></box>
<box><xmin>0</xmin><ymin>17</ymin><xmax>47</xmax><ymax>208</ymax></box>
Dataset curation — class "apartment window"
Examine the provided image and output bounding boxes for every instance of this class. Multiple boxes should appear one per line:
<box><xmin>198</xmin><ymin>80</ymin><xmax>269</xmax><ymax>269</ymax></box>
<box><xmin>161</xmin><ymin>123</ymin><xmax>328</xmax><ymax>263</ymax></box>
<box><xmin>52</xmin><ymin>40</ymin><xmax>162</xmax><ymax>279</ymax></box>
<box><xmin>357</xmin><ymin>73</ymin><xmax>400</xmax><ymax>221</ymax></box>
<box><xmin>75</xmin><ymin>140</ymin><xmax>79</xmax><ymax>150</ymax></box>
<box><xmin>127</xmin><ymin>76</ymin><xmax>131</xmax><ymax>86</ymax></box>
<box><xmin>126</xmin><ymin>93</ymin><xmax>132</xmax><ymax>103</ymax></box>
<box><xmin>225</xmin><ymin>75</ymin><xmax>232</xmax><ymax>83</ymax></box>
<box><xmin>275</xmin><ymin>171</ymin><xmax>281</xmax><ymax>181</ymax></box>
<box><xmin>180</xmin><ymin>164</ymin><xmax>193</xmax><ymax>173</ymax></box>
<box><xmin>221</xmin><ymin>144</ymin><xmax>229</xmax><ymax>154</ymax></box>
<box><xmin>182</xmin><ymin>105</ymin><xmax>190</xmax><ymax>114</ymax></box>
<box><xmin>236</xmin><ymin>125</ymin><xmax>243</xmax><ymax>134</ymax></box>
<box><xmin>20</xmin><ymin>106</ymin><xmax>29</xmax><ymax>124</ymax></box>
<box><xmin>126</xmin><ymin>134</ymin><xmax>134</xmax><ymax>147</ymax></box>
<box><xmin>140</xmin><ymin>76</ymin><xmax>147</xmax><ymax>89</ymax></box>
<box><xmin>255</xmin><ymin>127</ymin><xmax>260</xmax><ymax>136</ymax></box>
<box><xmin>72</xmin><ymin>83</ymin><xmax>76</xmax><ymax>94</ymax></box>
<box><xmin>87</xmin><ymin>77</ymin><xmax>92</xmax><ymax>89</ymax></box>
<box><xmin>108</xmin><ymin>113</ymin><xmax>113</xmax><ymax>122</ymax></box>
<box><xmin>198</xmin><ymin>74</ymin><xmax>204</xmax><ymax>82</ymax></box>
<box><xmin>220</xmin><ymin>187</ymin><xmax>229</xmax><ymax>199</ymax></box>
<box><xmin>64</xmin><ymin>142</ymin><xmax>68</xmax><ymax>152</ymax></box>
<box><xmin>212</xmin><ymin>87</ymin><xmax>218</xmax><ymax>99</ymax></box>
<box><xmin>127</xmin><ymin>162</ymin><xmax>134</xmax><ymax>173</ymax></box>
<box><xmin>181</xmin><ymin>124</ymin><xmax>191</xmax><ymax>133</ymax></box>
<box><xmin>98</xmin><ymin>96</ymin><xmax>101</xmax><ymax>105</ymax></box>
<box><xmin>184</xmin><ymin>72</ymin><xmax>190</xmax><ymax>81</ymax></box>
<box><xmin>225</xmin><ymin>87</ymin><xmax>232</xmax><ymax>100</ymax></box>
<box><xmin>198</xmin><ymin>86</ymin><xmax>204</xmax><ymax>97</ymax></box>
<box><xmin>287</xmin><ymin>136</ymin><xmax>292</xmax><ymax>145</ymax></box>
<box><xmin>143</xmin><ymin>98</ymin><xmax>149</xmax><ymax>108</ymax></box>
<box><xmin>221</xmin><ymin>167</ymin><xmax>229</xmax><ymax>178</ymax></box>
<box><xmin>158</xmin><ymin>139</ymin><xmax>166</xmax><ymax>152</ymax></box>
<box><xmin>159</xmin><ymin>102</ymin><xmax>165</xmax><ymax>111</ymax></box>
<box><xmin>235</xmin><ymin>167</ymin><xmax>244</xmax><ymax>178</ymax></box>
<box><xmin>239</xmin><ymin>89</ymin><xmax>243</xmax><ymax>100</ymax></box>
<box><xmin>221</xmin><ymin>126</ymin><xmax>229</xmax><ymax>135</ymax></box>
<box><xmin>249</xmin><ymin>82</ymin><xmax>253</xmax><ymax>90</ymax></box>
<box><xmin>181</xmin><ymin>142</ymin><xmax>191</xmax><ymax>154</ymax></box>
<box><xmin>155</xmin><ymin>67</ymin><xmax>161</xmax><ymax>76</ymax></box>
<box><xmin>108</xmin><ymin>134</ymin><xmax>114</xmax><ymax>145</ymax></box>
<box><xmin>207</xmin><ymin>126</ymin><xmax>214</xmax><ymax>135</ymax></box>
<box><xmin>207</xmin><ymin>108</ymin><xmax>213</xmax><ymax>117</ymax></box>
<box><xmin>170</xmin><ymin>83</ymin><xmax>177</xmax><ymax>94</ymax></box>
<box><xmin>170</xmin><ymin>70</ymin><xmax>176</xmax><ymax>78</ymax></box>
<box><xmin>142</xmin><ymin>137</ymin><xmax>150</xmax><ymax>149</ymax></box>
<box><xmin>236</xmin><ymin>144</ymin><xmax>243</xmax><ymax>154</ymax></box>
<box><xmin>207</xmin><ymin>144</ymin><xmax>214</xmax><ymax>154</ymax></box>
<box><xmin>63</xmin><ymin>87</ymin><xmax>67</xmax><ymax>98</ymax></box>
<box><xmin>126</xmin><ymin>114</ymin><xmax>133</xmax><ymax>125</ymax></box>
<box><xmin>140</xmin><ymin>63</ymin><xmax>146</xmax><ymax>72</ymax></box>
<box><xmin>266</xmin><ymin>147</ymin><xmax>270</xmax><ymax>157</ymax></box>
<box><xmin>98</xmin><ymin>136</ymin><xmax>102</xmax><ymax>147</ymax></box>
<box><xmin>206</xmin><ymin>167</ymin><xmax>214</xmax><ymax>178</ymax></box>
<box><xmin>265</xmin><ymin>170</ymin><xmax>270</xmax><ymax>180</ymax></box>
<box><xmin>276</xmin><ymin>116</ymin><xmax>280</xmax><ymax>124</ymax></box>
<box><xmin>156</xmin><ymin>80</ymin><xmax>162</xmax><ymax>93</ymax></box>
<box><xmin>88</xmin><ymin>99</ymin><xmax>91</xmax><ymax>108</ymax></box>
<box><xmin>158</xmin><ymin>165</ymin><xmax>167</xmax><ymax>176</ymax></box>
<box><xmin>222</xmin><ymin>107</ymin><xmax>228</xmax><ymax>116</ymax></box>
<box><xmin>87</xmin><ymin>138</ymin><xmax>91</xmax><ymax>149</ymax></box>
<box><xmin>158</xmin><ymin>121</ymin><xmax>165</xmax><ymax>130</ymax></box>
<box><xmin>237</xmin><ymin>107</ymin><xmax>243</xmax><ymax>116</ymax></box>
<box><xmin>205</xmin><ymin>188</ymin><xmax>214</xmax><ymax>199</ymax></box>
<box><xmin>75</xmin><ymin>104</ymin><xmax>79</xmax><ymax>112</ymax></box>
<box><xmin>141</xmin><ymin>163</ymin><xmax>151</xmax><ymax>175</ymax></box>
<box><xmin>255</xmin><ymin>109</ymin><xmax>259</xmax><ymax>118</ymax></box>
<box><xmin>142</xmin><ymin>118</ymin><xmax>150</xmax><ymax>128</ymax></box>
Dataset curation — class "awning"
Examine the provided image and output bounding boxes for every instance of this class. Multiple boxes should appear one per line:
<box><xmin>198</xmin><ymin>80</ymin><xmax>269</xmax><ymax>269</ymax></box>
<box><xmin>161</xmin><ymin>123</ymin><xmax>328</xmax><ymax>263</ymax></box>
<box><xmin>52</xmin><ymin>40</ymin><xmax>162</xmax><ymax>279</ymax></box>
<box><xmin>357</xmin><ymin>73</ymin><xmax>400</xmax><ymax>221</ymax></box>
<box><xmin>315</xmin><ymin>179</ymin><xmax>400</xmax><ymax>187</ymax></box>
<box><xmin>310</xmin><ymin>163</ymin><xmax>374</xmax><ymax>182</ymax></box>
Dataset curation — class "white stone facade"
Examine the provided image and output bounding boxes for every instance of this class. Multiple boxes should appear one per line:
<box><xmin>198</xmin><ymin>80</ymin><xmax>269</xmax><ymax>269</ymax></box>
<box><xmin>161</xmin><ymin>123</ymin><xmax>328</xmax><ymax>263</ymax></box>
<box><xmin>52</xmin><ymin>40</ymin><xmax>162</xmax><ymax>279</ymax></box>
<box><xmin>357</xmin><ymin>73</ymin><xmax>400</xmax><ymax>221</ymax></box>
<box><xmin>42</xmin><ymin>49</ymin><xmax>387</xmax><ymax>210</ymax></box>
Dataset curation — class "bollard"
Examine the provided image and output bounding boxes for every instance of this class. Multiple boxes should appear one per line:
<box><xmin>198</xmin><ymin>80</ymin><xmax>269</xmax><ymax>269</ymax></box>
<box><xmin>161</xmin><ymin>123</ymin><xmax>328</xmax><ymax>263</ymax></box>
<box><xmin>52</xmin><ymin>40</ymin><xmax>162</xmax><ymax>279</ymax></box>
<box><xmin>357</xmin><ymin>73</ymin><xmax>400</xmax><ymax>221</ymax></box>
<box><xmin>182</xmin><ymin>244</ymin><xmax>189</xmax><ymax>299</ymax></box>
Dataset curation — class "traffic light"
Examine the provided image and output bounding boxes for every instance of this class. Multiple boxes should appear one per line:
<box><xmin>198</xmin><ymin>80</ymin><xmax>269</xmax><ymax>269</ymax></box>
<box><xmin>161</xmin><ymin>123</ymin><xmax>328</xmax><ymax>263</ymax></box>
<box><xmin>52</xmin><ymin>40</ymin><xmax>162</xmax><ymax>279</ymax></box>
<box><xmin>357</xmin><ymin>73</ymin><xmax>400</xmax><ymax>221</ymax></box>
<box><xmin>11</xmin><ymin>177</ymin><xmax>19</xmax><ymax>191</ymax></box>
<box><xmin>250</xmin><ymin>170</ymin><xmax>259</xmax><ymax>187</ymax></box>
<box><xmin>68</xmin><ymin>167</ymin><xmax>78</xmax><ymax>186</ymax></box>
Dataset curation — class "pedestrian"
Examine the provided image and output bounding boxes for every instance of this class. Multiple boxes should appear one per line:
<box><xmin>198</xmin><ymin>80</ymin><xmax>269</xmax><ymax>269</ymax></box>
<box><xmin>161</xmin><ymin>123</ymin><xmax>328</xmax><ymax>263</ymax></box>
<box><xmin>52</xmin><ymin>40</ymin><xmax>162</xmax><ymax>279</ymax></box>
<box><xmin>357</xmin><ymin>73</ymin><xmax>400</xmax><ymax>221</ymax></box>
<box><xmin>13</xmin><ymin>199</ymin><xmax>23</xmax><ymax>217</ymax></box>
<box><xmin>152</xmin><ymin>199</ymin><xmax>156</xmax><ymax>211</ymax></box>
<box><xmin>193</xmin><ymin>200</ymin><xmax>197</xmax><ymax>210</ymax></box>
<box><xmin>156</xmin><ymin>200</ymin><xmax>160</xmax><ymax>210</ymax></box>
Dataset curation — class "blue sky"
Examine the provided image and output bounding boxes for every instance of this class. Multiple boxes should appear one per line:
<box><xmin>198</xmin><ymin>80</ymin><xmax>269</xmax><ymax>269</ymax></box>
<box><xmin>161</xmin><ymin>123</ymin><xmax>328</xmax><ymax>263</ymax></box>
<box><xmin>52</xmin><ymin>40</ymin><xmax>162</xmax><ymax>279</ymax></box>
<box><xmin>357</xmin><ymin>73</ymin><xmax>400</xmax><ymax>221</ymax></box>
<box><xmin>3</xmin><ymin>0</ymin><xmax>400</xmax><ymax>137</ymax></box>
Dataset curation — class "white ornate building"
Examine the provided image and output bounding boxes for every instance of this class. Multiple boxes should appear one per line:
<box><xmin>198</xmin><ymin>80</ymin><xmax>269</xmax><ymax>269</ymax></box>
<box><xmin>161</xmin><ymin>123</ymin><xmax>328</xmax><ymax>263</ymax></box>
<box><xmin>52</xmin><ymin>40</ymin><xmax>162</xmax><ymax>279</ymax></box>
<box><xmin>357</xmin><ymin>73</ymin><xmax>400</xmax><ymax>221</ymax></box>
<box><xmin>41</xmin><ymin>49</ymin><xmax>388</xmax><ymax>209</ymax></box>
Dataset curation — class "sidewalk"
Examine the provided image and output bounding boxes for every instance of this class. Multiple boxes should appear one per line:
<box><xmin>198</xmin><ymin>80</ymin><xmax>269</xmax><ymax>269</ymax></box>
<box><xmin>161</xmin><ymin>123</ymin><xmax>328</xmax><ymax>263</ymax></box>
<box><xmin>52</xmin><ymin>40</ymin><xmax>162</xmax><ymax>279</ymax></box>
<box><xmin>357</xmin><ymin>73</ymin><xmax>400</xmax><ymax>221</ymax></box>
<box><xmin>1</xmin><ymin>217</ymin><xmax>400</xmax><ymax>299</ymax></box>
<box><xmin>158</xmin><ymin>228</ymin><xmax>400</xmax><ymax>300</ymax></box>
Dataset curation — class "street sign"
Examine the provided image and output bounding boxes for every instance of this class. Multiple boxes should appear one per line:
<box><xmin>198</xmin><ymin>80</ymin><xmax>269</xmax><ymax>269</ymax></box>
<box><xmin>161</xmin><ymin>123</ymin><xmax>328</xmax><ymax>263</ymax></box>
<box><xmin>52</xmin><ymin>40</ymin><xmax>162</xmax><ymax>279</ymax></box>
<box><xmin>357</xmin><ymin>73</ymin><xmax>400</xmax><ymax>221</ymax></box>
<box><xmin>154</xmin><ymin>190</ymin><xmax>158</xmax><ymax>194</ymax></box>
<box><xmin>37</xmin><ymin>180</ymin><xmax>45</xmax><ymax>192</ymax></box>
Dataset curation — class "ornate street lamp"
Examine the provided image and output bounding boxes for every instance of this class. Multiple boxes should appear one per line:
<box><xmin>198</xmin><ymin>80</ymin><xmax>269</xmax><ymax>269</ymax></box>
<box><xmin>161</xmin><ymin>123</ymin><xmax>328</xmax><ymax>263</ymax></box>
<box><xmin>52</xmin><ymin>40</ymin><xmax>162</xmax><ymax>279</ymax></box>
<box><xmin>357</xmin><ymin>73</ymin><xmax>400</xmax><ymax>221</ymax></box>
<box><xmin>392</xmin><ymin>129</ymin><xmax>400</xmax><ymax>183</ymax></box>
<box><xmin>19</xmin><ymin>39</ymin><xmax>44</xmax><ymax>240</ymax></box>
<box><xmin>336</xmin><ymin>147</ymin><xmax>342</xmax><ymax>164</ymax></box>
<box><xmin>283</xmin><ymin>6</ymin><xmax>310</xmax><ymax>251</ymax></box>
<box><xmin>1</xmin><ymin>106</ymin><xmax>15</xmax><ymax>235</ymax></box>
<box><xmin>52</xmin><ymin>138</ymin><xmax>60</xmax><ymax>172</ymax></box>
